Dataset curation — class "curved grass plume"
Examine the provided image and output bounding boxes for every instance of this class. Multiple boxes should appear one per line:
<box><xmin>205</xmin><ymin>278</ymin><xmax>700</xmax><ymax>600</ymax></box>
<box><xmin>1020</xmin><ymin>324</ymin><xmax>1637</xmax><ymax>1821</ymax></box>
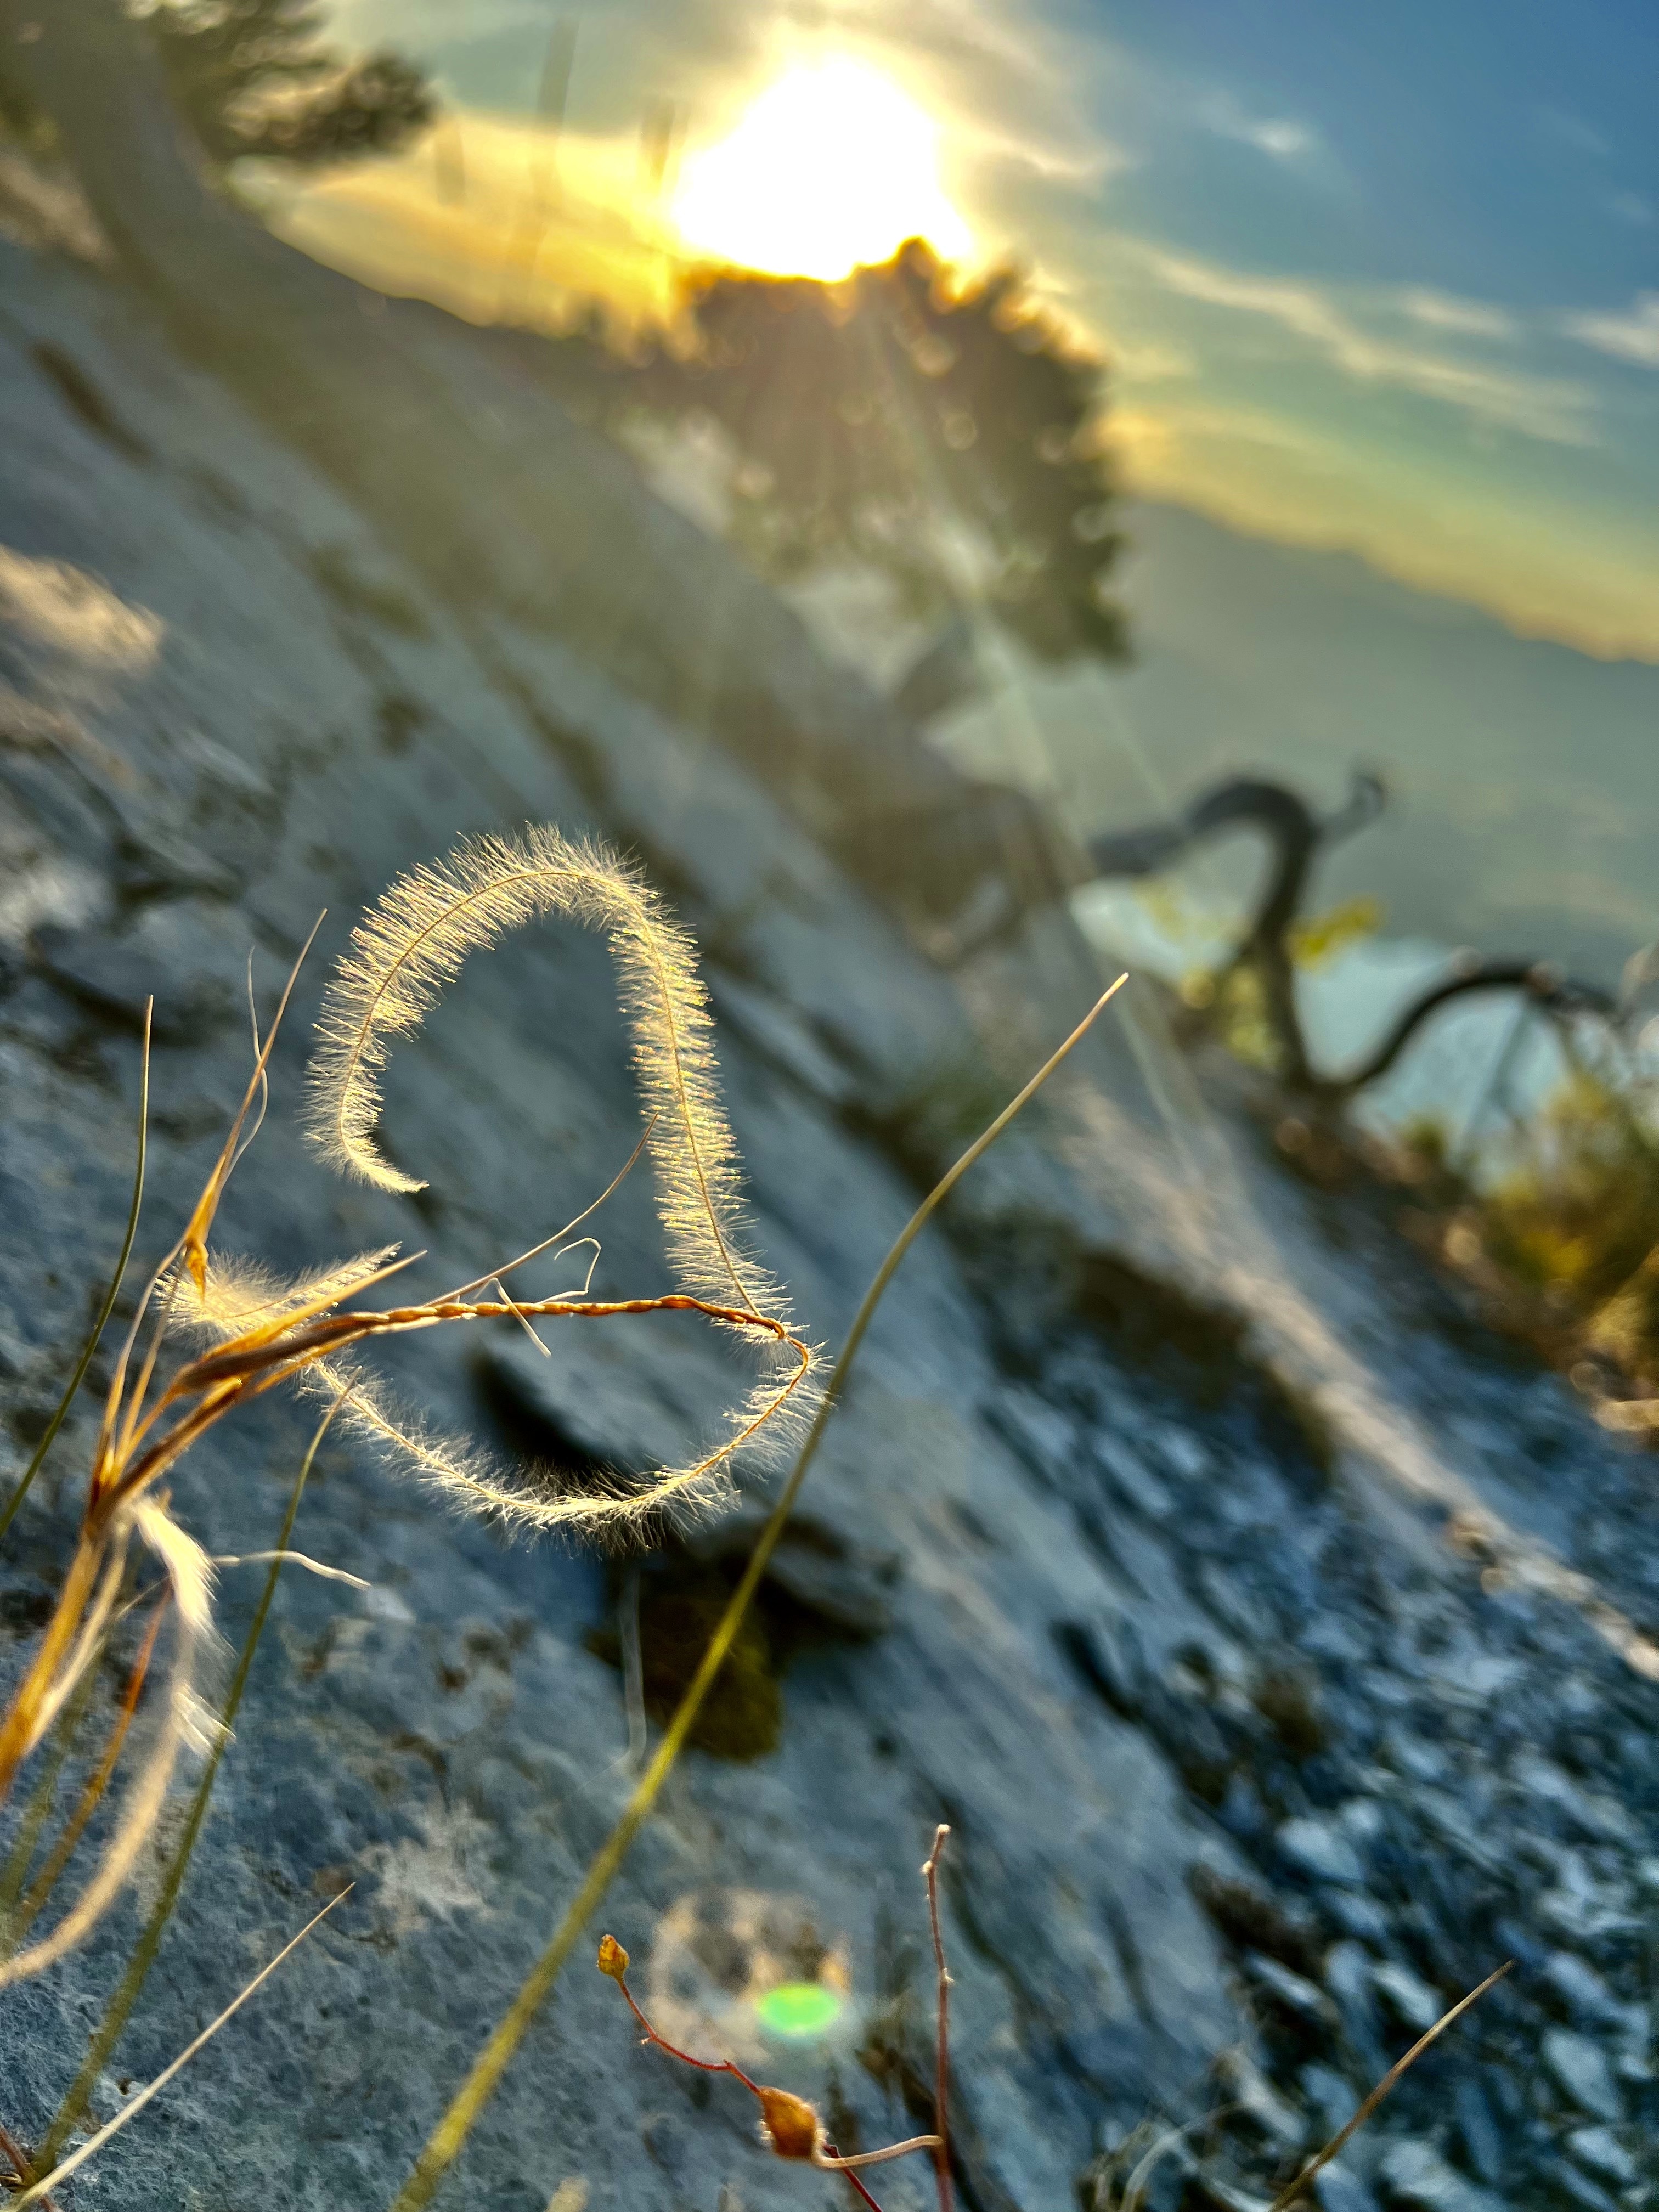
<box><xmin>0</xmin><ymin>827</ymin><xmax>812</xmax><ymax>2015</ymax></box>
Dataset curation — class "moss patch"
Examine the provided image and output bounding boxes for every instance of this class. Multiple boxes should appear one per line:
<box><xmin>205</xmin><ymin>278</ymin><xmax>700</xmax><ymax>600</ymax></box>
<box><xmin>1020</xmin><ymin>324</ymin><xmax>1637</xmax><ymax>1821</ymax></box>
<box><xmin>588</xmin><ymin>1562</ymin><xmax>781</xmax><ymax>1760</ymax></box>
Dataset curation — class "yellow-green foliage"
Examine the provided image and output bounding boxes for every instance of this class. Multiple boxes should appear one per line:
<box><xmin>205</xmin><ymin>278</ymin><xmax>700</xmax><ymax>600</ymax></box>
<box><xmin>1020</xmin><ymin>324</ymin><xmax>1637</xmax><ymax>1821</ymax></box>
<box><xmin>1286</xmin><ymin>895</ymin><xmax>1384</xmax><ymax>971</ymax></box>
<box><xmin>1479</xmin><ymin>1070</ymin><xmax>1659</xmax><ymax>1320</ymax></box>
<box><xmin>1398</xmin><ymin>1113</ymin><xmax>1452</xmax><ymax>1172</ymax></box>
<box><xmin>586</xmin><ymin>1566</ymin><xmax>782</xmax><ymax>1759</ymax></box>
<box><xmin>1211</xmin><ymin>961</ymin><xmax>1284</xmax><ymax>1076</ymax></box>
<box><xmin>1585</xmin><ymin>1246</ymin><xmax>1659</xmax><ymax>1383</ymax></box>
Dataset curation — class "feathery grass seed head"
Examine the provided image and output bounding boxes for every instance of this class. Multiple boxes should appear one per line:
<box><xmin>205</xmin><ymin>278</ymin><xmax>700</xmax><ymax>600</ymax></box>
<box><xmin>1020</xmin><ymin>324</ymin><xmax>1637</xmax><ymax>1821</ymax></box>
<box><xmin>303</xmin><ymin>826</ymin><xmax>777</xmax><ymax>1318</ymax></box>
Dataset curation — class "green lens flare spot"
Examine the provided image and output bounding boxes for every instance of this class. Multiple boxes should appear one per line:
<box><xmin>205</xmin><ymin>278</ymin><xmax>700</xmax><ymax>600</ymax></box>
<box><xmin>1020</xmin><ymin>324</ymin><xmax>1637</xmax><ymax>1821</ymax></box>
<box><xmin>754</xmin><ymin>1982</ymin><xmax>843</xmax><ymax>2040</ymax></box>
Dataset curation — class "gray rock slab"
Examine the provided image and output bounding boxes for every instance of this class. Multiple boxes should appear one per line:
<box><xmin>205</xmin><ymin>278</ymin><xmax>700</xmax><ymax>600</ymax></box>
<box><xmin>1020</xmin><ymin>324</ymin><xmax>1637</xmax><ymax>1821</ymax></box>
<box><xmin>1370</xmin><ymin>1958</ymin><xmax>1443</xmax><ymax>2033</ymax></box>
<box><xmin>5</xmin><ymin>210</ymin><xmax>1659</xmax><ymax>2212</ymax></box>
<box><xmin>1451</xmin><ymin>2078</ymin><xmax>1504</xmax><ymax>2187</ymax></box>
<box><xmin>0</xmin><ymin>236</ymin><xmax>1244</xmax><ymax>2212</ymax></box>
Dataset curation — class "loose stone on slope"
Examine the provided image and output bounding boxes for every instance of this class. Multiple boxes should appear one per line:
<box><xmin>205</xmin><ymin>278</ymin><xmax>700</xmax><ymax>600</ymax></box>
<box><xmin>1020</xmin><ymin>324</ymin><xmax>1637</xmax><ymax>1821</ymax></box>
<box><xmin>1375</xmin><ymin>2138</ymin><xmax>1504</xmax><ymax>2212</ymax></box>
<box><xmin>1278</xmin><ymin>1816</ymin><xmax>1367</xmax><ymax>1889</ymax></box>
<box><xmin>1369</xmin><ymin>1959</ymin><xmax>1443</xmax><ymax>2034</ymax></box>
<box><xmin>1565</xmin><ymin>2125</ymin><xmax>1637</xmax><ymax>2189</ymax></box>
<box><xmin>1543</xmin><ymin>2028</ymin><xmax>1623</xmax><ymax>2124</ymax></box>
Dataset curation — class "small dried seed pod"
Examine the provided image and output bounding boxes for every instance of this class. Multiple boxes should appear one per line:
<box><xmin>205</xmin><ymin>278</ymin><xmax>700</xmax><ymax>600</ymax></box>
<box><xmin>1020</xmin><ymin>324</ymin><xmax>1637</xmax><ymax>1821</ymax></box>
<box><xmin>596</xmin><ymin>1934</ymin><xmax>630</xmax><ymax>1980</ymax></box>
<box><xmin>757</xmin><ymin>2087</ymin><xmax>822</xmax><ymax>2162</ymax></box>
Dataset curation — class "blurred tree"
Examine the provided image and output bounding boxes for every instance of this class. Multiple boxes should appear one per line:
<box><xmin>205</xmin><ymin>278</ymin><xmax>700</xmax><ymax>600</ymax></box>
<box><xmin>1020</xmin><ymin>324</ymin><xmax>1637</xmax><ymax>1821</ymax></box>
<box><xmin>149</xmin><ymin>2</ymin><xmax>434</xmax><ymax>168</ymax></box>
<box><xmin>581</xmin><ymin>241</ymin><xmax>1129</xmax><ymax>690</ymax></box>
<box><xmin>1</xmin><ymin>0</ymin><xmax>433</xmax><ymax>171</ymax></box>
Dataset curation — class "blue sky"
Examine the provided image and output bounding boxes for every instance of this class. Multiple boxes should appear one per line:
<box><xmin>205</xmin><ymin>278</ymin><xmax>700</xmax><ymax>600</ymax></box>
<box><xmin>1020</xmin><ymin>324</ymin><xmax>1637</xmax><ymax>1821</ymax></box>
<box><xmin>1084</xmin><ymin>1</ymin><xmax>1657</xmax><ymax>299</ymax></box>
<box><xmin>318</xmin><ymin>0</ymin><xmax>1659</xmax><ymax>658</ymax></box>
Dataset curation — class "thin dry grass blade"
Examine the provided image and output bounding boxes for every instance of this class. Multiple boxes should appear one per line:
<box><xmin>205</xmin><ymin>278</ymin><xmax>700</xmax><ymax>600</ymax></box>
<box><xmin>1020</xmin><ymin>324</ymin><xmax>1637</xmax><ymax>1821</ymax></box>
<box><xmin>0</xmin><ymin>1536</ymin><xmax>122</xmax><ymax>1800</ymax></box>
<box><xmin>0</xmin><ymin>1666</ymin><xmax>100</xmax><ymax>1922</ymax></box>
<box><xmin>12</xmin><ymin>1888</ymin><xmax>351</xmax><ymax>2208</ymax></box>
<box><xmin>1265</xmin><ymin>1962</ymin><xmax>1511</xmax><ymax>2212</ymax></box>
<box><xmin>21</xmin><ymin>1537</ymin><xmax>131</xmax><ymax>1765</ymax></box>
<box><xmin>211</xmin><ymin>1550</ymin><xmax>368</xmax><ymax>1589</ymax></box>
<box><xmin>177</xmin><ymin>914</ymin><xmax>324</xmax><ymax>1294</ymax></box>
<box><xmin>0</xmin><ymin>2120</ymin><xmax>58</xmax><ymax>2212</ymax></box>
<box><xmin>922</xmin><ymin>1824</ymin><xmax>953</xmax><ymax>2212</ymax></box>
<box><xmin>490</xmin><ymin>1277</ymin><xmax>549</xmax><ymax>1357</ymax></box>
<box><xmin>442</xmin><ymin>1112</ymin><xmax>658</xmax><ymax>1301</ymax></box>
<box><xmin>1121</xmin><ymin>2107</ymin><xmax>1240</xmax><ymax>2212</ymax></box>
<box><xmin>815</xmin><ymin>2136</ymin><xmax>942</xmax><ymax>2172</ymax></box>
<box><xmin>100</xmin><ymin>920</ymin><xmax>322</xmax><ymax>1482</ymax></box>
<box><xmin>227</xmin><ymin>951</ymin><xmax>272</xmax><ymax>1181</ymax></box>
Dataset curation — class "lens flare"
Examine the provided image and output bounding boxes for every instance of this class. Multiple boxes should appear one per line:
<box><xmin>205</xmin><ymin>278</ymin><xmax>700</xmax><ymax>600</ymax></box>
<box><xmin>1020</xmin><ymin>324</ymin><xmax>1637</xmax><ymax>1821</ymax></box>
<box><xmin>673</xmin><ymin>60</ymin><xmax>971</xmax><ymax>281</ymax></box>
<box><xmin>753</xmin><ymin>1980</ymin><xmax>844</xmax><ymax>2039</ymax></box>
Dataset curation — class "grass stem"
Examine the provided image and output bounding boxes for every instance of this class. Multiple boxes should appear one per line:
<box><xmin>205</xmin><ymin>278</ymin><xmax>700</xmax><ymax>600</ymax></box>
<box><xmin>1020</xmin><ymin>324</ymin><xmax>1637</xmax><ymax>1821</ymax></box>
<box><xmin>5</xmin><ymin>1604</ymin><xmax>166</xmax><ymax>1953</ymax></box>
<box><xmin>0</xmin><ymin>1668</ymin><xmax>100</xmax><ymax>1927</ymax></box>
<box><xmin>1265</xmin><ymin>1961</ymin><xmax>1511</xmax><ymax>2211</ymax></box>
<box><xmin>14</xmin><ymin>1889</ymin><xmax>352</xmax><ymax>2209</ymax></box>
<box><xmin>922</xmin><ymin>1824</ymin><xmax>953</xmax><ymax>2212</ymax></box>
<box><xmin>388</xmin><ymin>978</ymin><xmax>1125</xmax><ymax>2212</ymax></box>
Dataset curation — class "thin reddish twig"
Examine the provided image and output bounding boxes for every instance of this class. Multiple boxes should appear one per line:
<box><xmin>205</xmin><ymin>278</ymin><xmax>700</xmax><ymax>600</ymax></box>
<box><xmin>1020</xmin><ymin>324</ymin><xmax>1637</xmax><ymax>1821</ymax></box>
<box><xmin>106</xmin><ymin>1291</ymin><xmax>813</xmax><ymax>1522</ymax></box>
<box><xmin>612</xmin><ymin>1970</ymin><xmax>763</xmax><ymax>2096</ymax></box>
<box><xmin>599</xmin><ymin>1938</ymin><xmax>937</xmax><ymax>2196</ymax></box>
<box><xmin>824</xmin><ymin>2146</ymin><xmax>885</xmax><ymax>2210</ymax></box>
<box><xmin>922</xmin><ymin>1824</ymin><xmax>954</xmax><ymax>2212</ymax></box>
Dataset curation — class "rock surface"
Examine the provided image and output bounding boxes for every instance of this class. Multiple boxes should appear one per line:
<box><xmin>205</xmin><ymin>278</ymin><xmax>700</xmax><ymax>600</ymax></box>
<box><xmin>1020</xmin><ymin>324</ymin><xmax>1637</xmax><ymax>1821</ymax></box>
<box><xmin>1</xmin><ymin>232</ymin><xmax>1657</xmax><ymax>2212</ymax></box>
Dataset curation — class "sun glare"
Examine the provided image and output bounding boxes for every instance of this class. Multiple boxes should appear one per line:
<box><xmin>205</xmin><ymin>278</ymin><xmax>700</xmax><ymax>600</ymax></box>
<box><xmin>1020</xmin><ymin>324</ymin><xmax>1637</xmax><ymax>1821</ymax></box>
<box><xmin>672</xmin><ymin>60</ymin><xmax>971</xmax><ymax>281</ymax></box>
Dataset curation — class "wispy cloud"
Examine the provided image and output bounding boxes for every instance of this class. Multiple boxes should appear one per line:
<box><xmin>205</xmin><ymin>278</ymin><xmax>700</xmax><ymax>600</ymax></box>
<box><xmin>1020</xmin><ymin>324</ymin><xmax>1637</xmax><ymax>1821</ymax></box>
<box><xmin>1535</xmin><ymin>108</ymin><xmax>1611</xmax><ymax>159</ymax></box>
<box><xmin>1144</xmin><ymin>249</ymin><xmax>1595</xmax><ymax>444</ymax></box>
<box><xmin>1109</xmin><ymin>336</ymin><xmax>1198</xmax><ymax>383</ymax></box>
<box><xmin>1194</xmin><ymin>88</ymin><xmax>1323</xmax><ymax>163</ymax></box>
<box><xmin>1395</xmin><ymin>289</ymin><xmax>1517</xmax><ymax>341</ymax></box>
<box><xmin>1235</xmin><ymin>116</ymin><xmax>1317</xmax><ymax>160</ymax></box>
<box><xmin>1564</xmin><ymin>292</ymin><xmax>1659</xmax><ymax>368</ymax></box>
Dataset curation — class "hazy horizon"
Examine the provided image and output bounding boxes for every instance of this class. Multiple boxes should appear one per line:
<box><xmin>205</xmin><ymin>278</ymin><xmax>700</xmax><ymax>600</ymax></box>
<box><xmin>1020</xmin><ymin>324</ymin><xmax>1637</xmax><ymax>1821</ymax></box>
<box><xmin>782</xmin><ymin>493</ymin><xmax>1658</xmax><ymax>988</ymax></box>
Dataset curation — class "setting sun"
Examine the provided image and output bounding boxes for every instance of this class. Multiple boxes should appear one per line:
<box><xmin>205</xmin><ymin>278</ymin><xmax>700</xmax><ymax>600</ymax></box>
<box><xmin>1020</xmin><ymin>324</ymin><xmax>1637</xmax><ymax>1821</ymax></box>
<box><xmin>672</xmin><ymin>60</ymin><xmax>971</xmax><ymax>282</ymax></box>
